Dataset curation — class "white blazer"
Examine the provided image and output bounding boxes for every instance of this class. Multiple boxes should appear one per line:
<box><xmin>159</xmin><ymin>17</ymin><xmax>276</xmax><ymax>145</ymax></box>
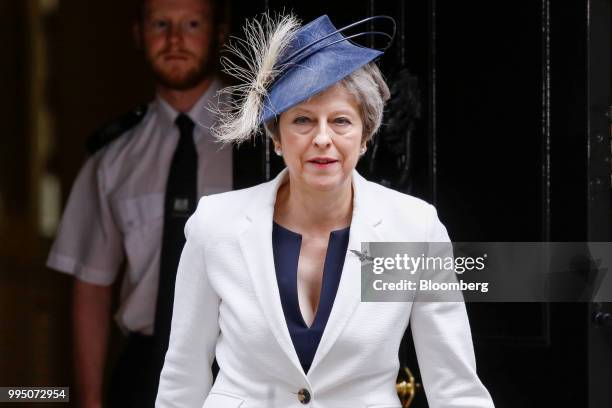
<box><xmin>156</xmin><ymin>169</ymin><xmax>494</xmax><ymax>408</ymax></box>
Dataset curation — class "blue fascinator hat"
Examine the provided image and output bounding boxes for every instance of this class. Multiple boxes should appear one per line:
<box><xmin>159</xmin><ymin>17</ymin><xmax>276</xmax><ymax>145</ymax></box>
<box><xmin>212</xmin><ymin>12</ymin><xmax>396</xmax><ymax>144</ymax></box>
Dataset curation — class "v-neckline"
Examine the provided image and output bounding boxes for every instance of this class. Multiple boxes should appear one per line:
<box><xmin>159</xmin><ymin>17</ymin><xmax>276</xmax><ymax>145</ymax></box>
<box><xmin>272</xmin><ymin>222</ymin><xmax>349</xmax><ymax>330</ymax></box>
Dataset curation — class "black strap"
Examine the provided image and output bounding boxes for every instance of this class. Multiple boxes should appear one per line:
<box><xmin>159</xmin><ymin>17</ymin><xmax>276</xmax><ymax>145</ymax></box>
<box><xmin>86</xmin><ymin>105</ymin><xmax>148</xmax><ymax>155</ymax></box>
<box><xmin>151</xmin><ymin>113</ymin><xmax>198</xmax><ymax>391</ymax></box>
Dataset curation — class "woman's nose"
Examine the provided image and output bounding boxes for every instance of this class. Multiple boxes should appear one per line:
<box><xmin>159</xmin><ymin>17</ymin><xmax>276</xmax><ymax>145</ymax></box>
<box><xmin>313</xmin><ymin>123</ymin><xmax>332</xmax><ymax>148</ymax></box>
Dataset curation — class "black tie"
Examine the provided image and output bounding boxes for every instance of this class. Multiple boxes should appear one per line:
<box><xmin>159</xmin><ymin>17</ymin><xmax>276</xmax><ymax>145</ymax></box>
<box><xmin>152</xmin><ymin>113</ymin><xmax>198</xmax><ymax>389</ymax></box>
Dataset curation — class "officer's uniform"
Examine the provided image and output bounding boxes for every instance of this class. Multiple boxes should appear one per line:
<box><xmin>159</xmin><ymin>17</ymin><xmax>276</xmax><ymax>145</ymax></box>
<box><xmin>47</xmin><ymin>77</ymin><xmax>232</xmax><ymax>344</ymax></box>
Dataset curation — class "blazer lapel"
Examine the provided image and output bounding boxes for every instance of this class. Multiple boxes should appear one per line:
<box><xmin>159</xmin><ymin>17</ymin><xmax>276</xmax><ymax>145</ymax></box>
<box><xmin>308</xmin><ymin>171</ymin><xmax>384</xmax><ymax>375</ymax></box>
<box><xmin>237</xmin><ymin>169</ymin><xmax>308</xmax><ymax>380</ymax></box>
<box><xmin>237</xmin><ymin>170</ymin><xmax>384</xmax><ymax>378</ymax></box>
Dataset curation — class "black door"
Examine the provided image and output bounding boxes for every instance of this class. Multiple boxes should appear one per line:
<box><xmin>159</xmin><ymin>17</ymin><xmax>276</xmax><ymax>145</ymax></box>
<box><xmin>231</xmin><ymin>1</ymin><xmax>612</xmax><ymax>406</ymax></box>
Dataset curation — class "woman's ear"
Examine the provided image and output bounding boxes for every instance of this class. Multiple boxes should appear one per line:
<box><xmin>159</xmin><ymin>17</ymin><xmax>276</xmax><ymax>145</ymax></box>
<box><xmin>273</xmin><ymin>140</ymin><xmax>283</xmax><ymax>156</ymax></box>
<box><xmin>360</xmin><ymin>139</ymin><xmax>368</xmax><ymax>155</ymax></box>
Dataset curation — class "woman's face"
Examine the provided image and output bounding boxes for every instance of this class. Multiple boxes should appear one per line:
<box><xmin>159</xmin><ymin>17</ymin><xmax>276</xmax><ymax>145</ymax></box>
<box><xmin>275</xmin><ymin>84</ymin><xmax>364</xmax><ymax>193</ymax></box>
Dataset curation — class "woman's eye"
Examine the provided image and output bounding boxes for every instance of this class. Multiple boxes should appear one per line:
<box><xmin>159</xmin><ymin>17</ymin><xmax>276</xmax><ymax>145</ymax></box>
<box><xmin>293</xmin><ymin>116</ymin><xmax>310</xmax><ymax>125</ymax></box>
<box><xmin>334</xmin><ymin>117</ymin><xmax>351</xmax><ymax>125</ymax></box>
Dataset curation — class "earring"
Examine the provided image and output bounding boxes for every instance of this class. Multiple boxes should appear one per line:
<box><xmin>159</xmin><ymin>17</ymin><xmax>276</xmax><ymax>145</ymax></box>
<box><xmin>275</xmin><ymin>149</ymin><xmax>282</xmax><ymax>157</ymax></box>
<box><xmin>360</xmin><ymin>147</ymin><xmax>367</xmax><ymax>155</ymax></box>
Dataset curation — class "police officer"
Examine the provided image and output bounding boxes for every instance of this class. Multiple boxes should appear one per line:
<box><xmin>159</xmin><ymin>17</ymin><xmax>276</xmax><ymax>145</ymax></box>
<box><xmin>46</xmin><ymin>0</ymin><xmax>231</xmax><ymax>406</ymax></box>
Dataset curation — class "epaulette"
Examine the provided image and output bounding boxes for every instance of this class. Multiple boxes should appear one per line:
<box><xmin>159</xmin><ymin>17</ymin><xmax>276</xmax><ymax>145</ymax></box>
<box><xmin>86</xmin><ymin>104</ymin><xmax>148</xmax><ymax>155</ymax></box>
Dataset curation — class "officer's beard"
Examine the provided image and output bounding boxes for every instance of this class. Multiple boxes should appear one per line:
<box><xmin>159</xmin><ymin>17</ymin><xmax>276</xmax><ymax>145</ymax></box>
<box><xmin>149</xmin><ymin>50</ymin><xmax>217</xmax><ymax>91</ymax></box>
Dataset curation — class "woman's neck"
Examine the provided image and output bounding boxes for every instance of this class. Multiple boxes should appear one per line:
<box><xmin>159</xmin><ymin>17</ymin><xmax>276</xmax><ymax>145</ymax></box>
<box><xmin>274</xmin><ymin>176</ymin><xmax>353</xmax><ymax>235</ymax></box>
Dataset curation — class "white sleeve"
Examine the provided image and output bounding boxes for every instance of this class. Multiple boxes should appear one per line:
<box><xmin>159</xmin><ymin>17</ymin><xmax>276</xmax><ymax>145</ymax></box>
<box><xmin>46</xmin><ymin>155</ymin><xmax>124</xmax><ymax>285</ymax></box>
<box><xmin>409</xmin><ymin>205</ymin><xmax>495</xmax><ymax>408</ymax></box>
<box><xmin>156</xmin><ymin>199</ymin><xmax>220</xmax><ymax>408</ymax></box>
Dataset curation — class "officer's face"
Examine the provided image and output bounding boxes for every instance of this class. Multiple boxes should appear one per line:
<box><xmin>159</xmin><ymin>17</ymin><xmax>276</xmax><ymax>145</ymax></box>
<box><xmin>141</xmin><ymin>0</ymin><xmax>217</xmax><ymax>90</ymax></box>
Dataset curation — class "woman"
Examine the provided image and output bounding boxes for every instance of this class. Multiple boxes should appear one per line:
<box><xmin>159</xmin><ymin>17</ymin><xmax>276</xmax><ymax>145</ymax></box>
<box><xmin>156</xmin><ymin>13</ymin><xmax>494</xmax><ymax>408</ymax></box>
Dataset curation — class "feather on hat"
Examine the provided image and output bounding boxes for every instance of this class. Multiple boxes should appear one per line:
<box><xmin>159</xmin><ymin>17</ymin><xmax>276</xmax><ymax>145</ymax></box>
<box><xmin>211</xmin><ymin>12</ymin><xmax>394</xmax><ymax>144</ymax></box>
<box><xmin>211</xmin><ymin>12</ymin><xmax>300</xmax><ymax>144</ymax></box>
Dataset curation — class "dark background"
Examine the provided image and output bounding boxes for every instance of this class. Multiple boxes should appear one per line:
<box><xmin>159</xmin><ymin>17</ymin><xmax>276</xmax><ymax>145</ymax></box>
<box><xmin>0</xmin><ymin>0</ymin><xmax>610</xmax><ymax>407</ymax></box>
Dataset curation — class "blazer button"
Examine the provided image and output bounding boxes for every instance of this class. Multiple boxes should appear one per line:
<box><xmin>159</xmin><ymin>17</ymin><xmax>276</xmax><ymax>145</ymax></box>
<box><xmin>297</xmin><ymin>388</ymin><xmax>311</xmax><ymax>404</ymax></box>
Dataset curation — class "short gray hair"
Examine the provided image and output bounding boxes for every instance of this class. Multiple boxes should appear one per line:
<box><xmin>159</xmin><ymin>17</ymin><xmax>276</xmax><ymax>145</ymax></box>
<box><xmin>264</xmin><ymin>61</ymin><xmax>390</xmax><ymax>143</ymax></box>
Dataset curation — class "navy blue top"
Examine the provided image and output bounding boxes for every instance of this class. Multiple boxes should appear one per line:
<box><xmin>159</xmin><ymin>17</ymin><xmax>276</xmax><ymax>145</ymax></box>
<box><xmin>272</xmin><ymin>222</ymin><xmax>350</xmax><ymax>374</ymax></box>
